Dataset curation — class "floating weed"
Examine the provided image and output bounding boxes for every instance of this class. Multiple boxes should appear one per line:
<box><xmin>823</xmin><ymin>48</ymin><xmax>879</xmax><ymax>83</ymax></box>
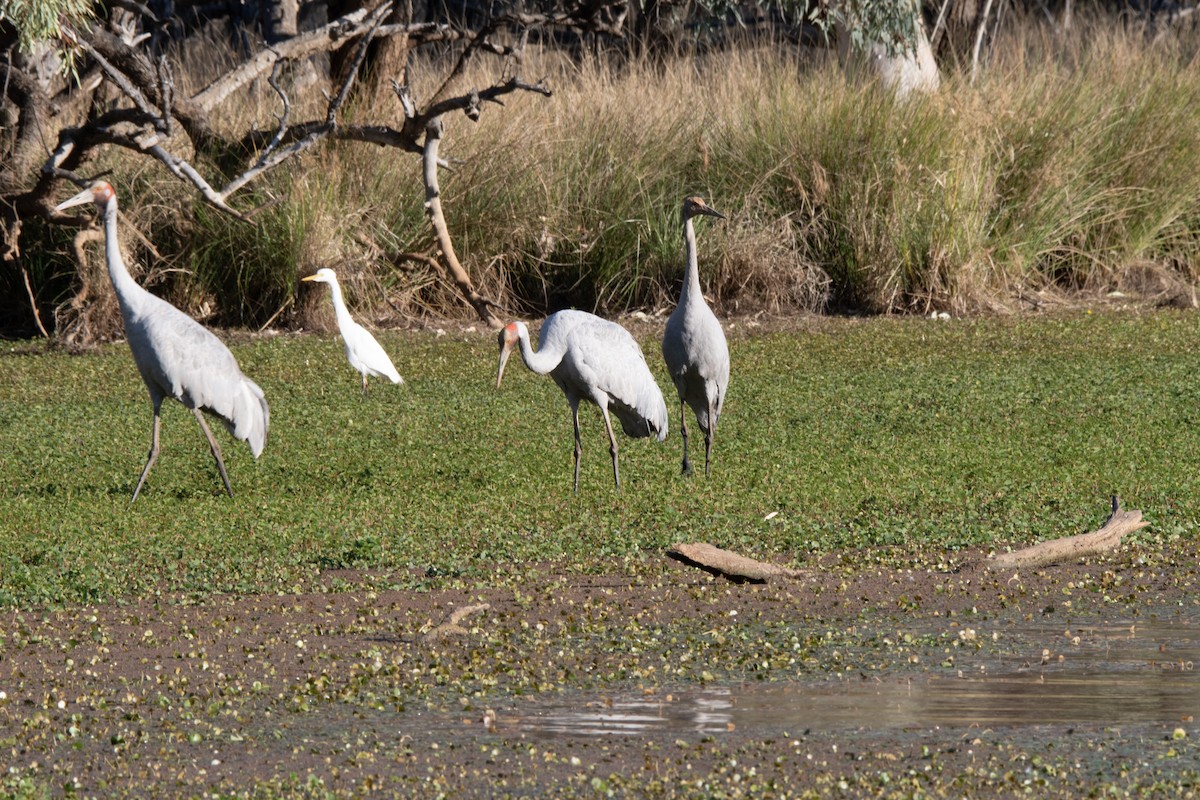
<box><xmin>1</xmin><ymin>312</ymin><xmax>1200</xmax><ymax>605</ymax></box>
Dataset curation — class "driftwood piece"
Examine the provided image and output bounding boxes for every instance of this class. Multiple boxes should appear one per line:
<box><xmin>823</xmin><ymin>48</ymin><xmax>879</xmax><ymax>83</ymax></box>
<box><xmin>668</xmin><ymin>542</ymin><xmax>800</xmax><ymax>583</ymax></box>
<box><xmin>423</xmin><ymin>602</ymin><xmax>491</xmax><ymax>640</ymax></box>
<box><xmin>985</xmin><ymin>496</ymin><xmax>1149</xmax><ymax>571</ymax></box>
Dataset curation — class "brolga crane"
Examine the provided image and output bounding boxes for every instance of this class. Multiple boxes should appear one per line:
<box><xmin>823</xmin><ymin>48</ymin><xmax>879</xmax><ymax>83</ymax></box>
<box><xmin>55</xmin><ymin>180</ymin><xmax>269</xmax><ymax>502</ymax></box>
<box><xmin>302</xmin><ymin>268</ymin><xmax>403</xmax><ymax>395</ymax></box>
<box><xmin>662</xmin><ymin>196</ymin><xmax>729</xmax><ymax>477</ymax></box>
<box><xmin>496</xmin><ymin>310</ymin><xmax>668</xmax><ymax>491</ymax></box>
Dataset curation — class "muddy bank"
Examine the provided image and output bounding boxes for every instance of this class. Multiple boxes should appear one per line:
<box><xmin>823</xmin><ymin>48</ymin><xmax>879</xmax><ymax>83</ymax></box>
<box><xmin>1</xmin><ymin>548</ymin><xmax>1198</xmax><ymax>796</ymax></box>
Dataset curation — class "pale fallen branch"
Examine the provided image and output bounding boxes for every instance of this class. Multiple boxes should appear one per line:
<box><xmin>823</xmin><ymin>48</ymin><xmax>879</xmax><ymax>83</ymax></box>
<box><xmin>984</xmin><ymin>496</ymin><xmax>1149</xmax><ymax>571</ymax></box>
<box><xmin>423</xmin><ymin>602</ymin><xmax>491</xmax><ymax>640</ymax></box>
<box><xmin>668</xmin><ymin>542</ymin><xmax>801</xmax><ymax>583</ymax></box>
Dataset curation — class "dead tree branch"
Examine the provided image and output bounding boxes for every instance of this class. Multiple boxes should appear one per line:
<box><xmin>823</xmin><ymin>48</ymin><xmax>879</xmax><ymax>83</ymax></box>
<box><xmin>985</xmin><ymin>496</ymin><xmax>1149</xmax><ymax>571</ymax></box>
<box><xmin>259</xmin><ymin>59</ymin><xmax>292</xmax><ymax>165</ymax></box>
<box><xmin>3</xmin><ymin>0</ymin><xmax>625</xmax><ymax>338</ymax></box>
<box><xmin>421</xmin><ymin>117</ymin><xmax>503</xmax><ymax>329</ymax></box>
<box><xmin>668</xmin><ymin>542</ymin><xmax>801</xmax><ymax>583</ymax></box>
<box><xmin>192</xmin><ymin>4</ymin><xmax>388</xmax><ymax>111</ymax></box>
<box><xmin>423</xmin><ymin>603</ymin><xmax>491</xmax><ymax>640</ymax></box>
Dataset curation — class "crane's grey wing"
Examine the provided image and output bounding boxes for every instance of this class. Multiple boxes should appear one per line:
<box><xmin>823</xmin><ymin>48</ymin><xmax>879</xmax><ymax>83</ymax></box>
<box><xmin>561</xmin><ymin>316</ymin><xmax>668</xmax><ymax>441</ymax></box>
<box><xmin>662</xmin><ymin>300</ymin><xmax>728</xmax><ymax>421</ymax></box>
<box><xmin>131</xmin><ymin>300</ymin><xmax>269</xmax><ymax>456</ymax></box>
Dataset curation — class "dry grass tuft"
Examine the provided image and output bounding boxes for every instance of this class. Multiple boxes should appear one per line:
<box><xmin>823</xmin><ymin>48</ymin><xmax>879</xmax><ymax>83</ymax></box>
<box><xmin>37</xmin><ymin>16</ymin><xmax>1200</xmax><ymax>336</ymax></box>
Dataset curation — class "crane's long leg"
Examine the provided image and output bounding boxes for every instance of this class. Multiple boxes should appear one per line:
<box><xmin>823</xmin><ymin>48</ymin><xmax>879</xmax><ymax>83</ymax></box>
<box><xmin>193</xmin><ymin>408</ymin><xmax>234</xmax><ymax>498</ymax></box>
<box><xmin>361</xmin><ymin>373</ymin><xmax>369</xmax><ymax>397</ymax></box>
<box><xmin>679</xmin><ymin>400</ymin><xmax>692</xmax><ymax>476</ymax></box>
<box><xmin>570</xmin><ymin>400</ymin><xmax>583</xmax><ymax>493</ymax></box>
<box><xmin>131</xmin><ymin>398</ymin><xmax>164</xmax><ymax>503</ymax></box>
<box><xmin>600</xmin><ymin>405</ymin><xmax>621</xmax><ymax>491</ymax></box>
<box><xmin>704</xmin><ymin>398</ymin><xmax>715</xmax><ymax>478</ymax></box>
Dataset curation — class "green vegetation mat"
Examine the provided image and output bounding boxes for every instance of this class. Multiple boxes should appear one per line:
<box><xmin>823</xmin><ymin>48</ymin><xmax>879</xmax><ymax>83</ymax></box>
<box><xmin>2</xmin><ymin>310</ymin><xmax>1198</xmax><ymax>607</ymax></box>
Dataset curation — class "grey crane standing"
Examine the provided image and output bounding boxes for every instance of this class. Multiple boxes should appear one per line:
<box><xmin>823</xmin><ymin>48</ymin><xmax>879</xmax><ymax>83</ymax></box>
<box><xmin>496</xmin><ymin>310</ymin><xmax>668</xmax><ymax>491</ymax></box>
<box><xmin>662</xmin><ymin>196</ymin><xmax>729</xmax><ymax>477</ymax></box>
<box><xmin>301</xmin><ymin>268</ymin><xmax>403</xmax><ymax>395</ymax></box>
<box><xmin>55</xmin><ymin>180</ymin><xmax>270</xmax><ymax>501</ymax></box>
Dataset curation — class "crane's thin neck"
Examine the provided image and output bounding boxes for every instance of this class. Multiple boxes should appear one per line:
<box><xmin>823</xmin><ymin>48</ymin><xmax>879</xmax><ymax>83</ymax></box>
<box><xmin>681</xmin><ymin>215</ymin><xmax>703</xmax><ymax>304</ymax></box>
<box><xmin>517</xmin><ymin>326</ymin><xmax>562</xmax><ymax>375</ymax></box>
<box><xmin>324</xmin><ymin>277</ymin><xmax>355</xmax><ymax>330</ymax></box>
<box><xmin>101</xmin><ymin>197</ymin><xmax>144</xmax><ymax>310</ymax></box>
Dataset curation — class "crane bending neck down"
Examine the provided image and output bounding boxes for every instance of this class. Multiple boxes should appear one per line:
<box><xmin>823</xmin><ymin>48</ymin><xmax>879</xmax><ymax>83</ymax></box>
<box><xmin>495</xmin><ymin>311</ymin><xmax>669</xmax><ymax>492</ymax></box>
<box><xmin>54</xmin><ymin>180</ymin><xmax>269</xmax><ymax>502</ymax></box>
<box><xmin>496</xmin><ymin>321</ymin><xmax>559</xmax><ymax>384</ymax></box>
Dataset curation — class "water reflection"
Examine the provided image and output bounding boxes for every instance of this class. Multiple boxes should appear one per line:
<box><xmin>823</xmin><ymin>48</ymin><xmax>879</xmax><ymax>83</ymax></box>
<box><xmin>512</xmin><ymin>616</ymin><xmax>1199</xmax><ymax>736</ymax></box>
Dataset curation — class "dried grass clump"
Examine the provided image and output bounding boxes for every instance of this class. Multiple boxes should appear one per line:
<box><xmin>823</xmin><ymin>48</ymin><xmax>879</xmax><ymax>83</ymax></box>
<box><xmin>37</xmin><ymin>15</ymin><xmax>1200</xmax><ymax>336</ymax></box>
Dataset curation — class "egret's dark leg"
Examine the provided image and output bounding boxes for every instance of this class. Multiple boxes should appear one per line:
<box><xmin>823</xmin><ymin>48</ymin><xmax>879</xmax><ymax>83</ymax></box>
<box><xmin>193</xmin><ymin>408</ymin><xmax>233</xmax><ymax>498</ymax></box>
<box><xmin>704</xmin><ymin>398</ymin><xmax>715</xmax><ymax>478</ymax></box>
<box><xmin>131</xmin><ymin>398</ymin><xmax>164</xmax><ymax>503</ymax></box>
<box><xmin>570</xmin><ymin>401</ymin><xmax>583</xmax><ymax>493</ymax></box>
<box><xmin>679</xmin><ymin>400</ymin><xmax>692</xmax><ymax>475</ymax></box>
<box><xmin>600</xmin><ymin>405</ymin><xmax>621</xmax><ymax>490</ymax></box>
<box><xmin>361</xmin><ymin>374</ymin><xmax>369</xmax><ymax>396</ymax></box>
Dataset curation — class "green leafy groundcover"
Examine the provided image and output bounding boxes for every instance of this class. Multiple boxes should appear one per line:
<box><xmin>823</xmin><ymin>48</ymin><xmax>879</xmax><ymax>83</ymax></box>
<box><xmin>1</xmin><ymin>310</ymin><xmax>1198</xmax><ymax>607</ymax></box>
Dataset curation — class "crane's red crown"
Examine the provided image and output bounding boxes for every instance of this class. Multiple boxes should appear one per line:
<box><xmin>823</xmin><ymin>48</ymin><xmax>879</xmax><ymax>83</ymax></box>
<box><xmin>54</xmin><ymin>180</ymin><xmax>116</xmax><ymax>214</ymax></box>
<box><xmin>89</xmin><ymin>180</ymin><xmax>115</xmax><ymax>204</ymax></box>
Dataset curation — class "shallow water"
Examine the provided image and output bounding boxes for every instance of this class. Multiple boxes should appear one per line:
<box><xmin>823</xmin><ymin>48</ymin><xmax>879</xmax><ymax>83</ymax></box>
<box><xmin>507</xmin><ymin>616</ymin><xmax>1200</xmax><ymax>736</ymax></box>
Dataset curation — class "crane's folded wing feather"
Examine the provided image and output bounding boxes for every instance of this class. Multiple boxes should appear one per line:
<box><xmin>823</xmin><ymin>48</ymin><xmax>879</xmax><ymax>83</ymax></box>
<box><xmin>560</xmin><ymin>317</ymin><xmax>669</xmax><ymax>441</ymax></box>
<box><xmin>130</xmin><ymin>298</ymin><xmax>269</xmax><ymax>455</ymax></box>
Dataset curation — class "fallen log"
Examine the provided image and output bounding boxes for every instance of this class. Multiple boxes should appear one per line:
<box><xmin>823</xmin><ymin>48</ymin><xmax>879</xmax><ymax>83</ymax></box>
<box><xmin>984</xmin><ymin>496</ymin><xmax>1149</xmax><ymax>571</ymax></box>
<box><xmin>423</xmin><ymin>602</ymin><xmax>491</xmax><ymax>640</ymax></box>
<box><xmin>668</xmin><ymin>542</ymin><xmax>800</xmax><ymax>583</ymax></box>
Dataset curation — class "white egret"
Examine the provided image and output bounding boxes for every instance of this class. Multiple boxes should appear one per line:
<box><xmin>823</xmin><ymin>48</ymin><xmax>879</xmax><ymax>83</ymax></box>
<box><xmin>302</xmin><ymin>267</ymin><xmax>403</xmax><ymax>395</ymax></box>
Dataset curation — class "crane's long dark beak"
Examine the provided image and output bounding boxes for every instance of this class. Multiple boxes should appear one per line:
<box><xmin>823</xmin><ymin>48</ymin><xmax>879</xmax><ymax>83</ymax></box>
<box><xmin>54</xmin><ymin>188</ymin><xmax>94</xmax><ymax>212</ymax></box>
<box><xmin>496</xmin><ymin>340</ymin><xmax>514</xmax><ymax>389</ymax></box>
<box><xmin>707</xmin><ymin>207</ymin><xmax>727</xmax><ymax>221</ymax></box>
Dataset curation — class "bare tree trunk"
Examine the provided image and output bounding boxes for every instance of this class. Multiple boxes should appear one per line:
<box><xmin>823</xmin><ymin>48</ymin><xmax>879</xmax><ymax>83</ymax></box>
<box><xmin>0</xmin><ymin>65</ymin><xmax>53</xmax><ymax>193</ymax></box>
<box><xmin>835</xmin><ymin>0</ymin><xmax>940</xmax><ymax>100</ymax></box>
<box><xmin>262</xmin><ymin>0</ymin><xmax>299</xmax><ymax>43</ymax></box>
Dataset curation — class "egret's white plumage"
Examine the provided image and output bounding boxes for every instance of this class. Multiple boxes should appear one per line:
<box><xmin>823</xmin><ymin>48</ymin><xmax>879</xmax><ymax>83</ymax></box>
<box><xmin>302</xmin><ymin>268</ymin><xmax>402</xmax><ymax>395</ymax></box>
<box><xmin>496</xmin><ymin>310</ymin><xmax>668</xmax><ymax>491</ymax></box>
<box><xmin>55</xmin><ymin>180</ymin><xmax>269</xmax><ymax>501</ymax></box>
<box><xmin>662</xmin><ymin>196</ymin><xmax>729</xmax><ymax>477</ymax></box>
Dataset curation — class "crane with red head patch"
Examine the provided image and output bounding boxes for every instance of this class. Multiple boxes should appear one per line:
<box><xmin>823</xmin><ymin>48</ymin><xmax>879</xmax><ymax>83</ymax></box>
<box><xmin>55</xmin><ymin>180</ymin><xmax>269</xmax><ymax>501</ymax></box>
<box><xmin>496</xmin><ymin>310</ymin><xmax>668</xmax><ymax>492</ymax></box>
